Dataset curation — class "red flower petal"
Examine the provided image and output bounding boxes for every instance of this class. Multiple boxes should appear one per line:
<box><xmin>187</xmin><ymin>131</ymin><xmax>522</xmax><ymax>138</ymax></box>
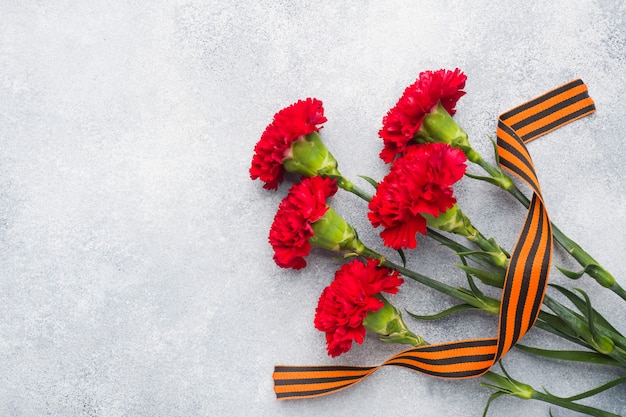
<box><xmin>368</xmin><ymin>143</ymin><xmax>467</xmax><ymax>250</ymax></box>
<box><xmin>250</xmin><ymin>98</ymin><xmax>327</xmax><ymax>190</ymax></box>
<box><xmin>378</xmin><ymin>217</ymin><xmax>426</xmax><ymax>250</ymax></box>
<box><xmin>314</xmin><ymin>259</ymin><xmax>403</xmax><ymax>357</ymax></box>
<box><xmin>379</xmin><ymin>69</ymin><xmax>467</xmax><ymax>163</ymax></box>
<box><xmin>268</xmin><ymin>176</ymin><xmax>338</xmax><ymax>269</ymax></box>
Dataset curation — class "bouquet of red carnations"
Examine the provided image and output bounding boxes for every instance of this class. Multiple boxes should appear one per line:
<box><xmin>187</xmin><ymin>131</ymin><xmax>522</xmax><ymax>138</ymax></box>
<box><xmin>250</xmin><ymin>69</ymin><xmax>626</xmax><ymax>416</ymax></box>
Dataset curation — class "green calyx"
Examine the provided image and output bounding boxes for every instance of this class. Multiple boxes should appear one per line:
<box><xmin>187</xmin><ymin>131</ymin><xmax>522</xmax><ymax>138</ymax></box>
<box><xmin>424</xmin><ymin>204</ymin><xmax>474</xmax><ymax>237</ymax></box>
<box><xmin>309</xmin><ymin>207</ymin><xmax>365</xmax><ymax>254</ymax></box>
<box><xmin>416</xmin><ymin>102</ymin><xmax>471</xmax><ymax>151</ymax></box>
<box><xmin>425</xmin><ymin>205</ymin><xmax>509</xmax><ymax>267</ymax></box>
<box><xmin>362</xmin><ymin>295</ymin><xmax>424</xmax><ymax>347</ymax></box>
<box><xmin>592</xmin><ymin>334</ymin><xmax>615</xmax><ymax>355</ymax></box>
<box><xmin>283</xmin><ymin>132</ymin><xmax>341</xmax><ymax>178</ymax></box>
<box><xmin>481</xmin><ymin>370</ymin><xmax>535</xmax><ymax>400</ymax></box>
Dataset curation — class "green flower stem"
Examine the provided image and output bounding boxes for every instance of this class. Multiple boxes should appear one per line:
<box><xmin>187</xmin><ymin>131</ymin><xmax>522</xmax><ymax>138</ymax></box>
<box><xmin>364</xmin><ymin>241</ymin><xmax>626</xmax><ymax>367</ymax></box>
<box><xmin>337</xmin><ymin>169</ymin><xmax>622</xmax><ymax>301</ymax></box>
<box><xmin>426</xmin><ymin>228</ymin><xmax>508</xmax><ymax>276</ymax></box>
<box><xmin>389</xmin><ymin>334</ymin><xmax>619</xmax><ymax>416</ymax></box>
<box><xmin>480</xmin><ymin>371</ymin><xmax>622</xmax><ymax>417</ymax></box>
<box><xmin>332</xmin><ymin>137</ymin><xmax>624</xmax><ymax>300</ymax></box>
<box><xmin>551</xmin><ymin>224</ymin><xmax>626</xmax><ymax>300</ymax></box>
<box><xmin>334</xmin><ymin>176</ymin><xmax>373</xmax><ymax>202</ymax></box>
<box><xmin>380</xmin><ymin>333</ymin><xmax>619</xmax><ymax>416</ymax></box>
<box><xmin>515</xmin><ymin>345</ymin><xmax>625</xmax><ymax>368</ymax></box>
<box><xmin>465</xmin><ymin>230</ymin><xmax>509</xmax><ymax>267</ymax></box>
<box><xmin>425</xmin><ymin>204</ymin><xmax>509</xmax><ymax>267</ymax></box>
<box><xmin>430</xmin><ymin>223</ymin><xmax>622</xmax><ymax>306</ymax></box>
<box><xmin>358</xmin><ymin>246</ymin><xmax>626</xmax><ymax>414</ymax></box>
<box><xmin>530</xmin><ymin>390</ymin><xmax>622</xmax><ymax>417</ymax></box>
<box><xmin>394</xmin><ymin>337</ymin><xmax>620</xmax><ymax>416</ymax></box>
<box><xmin>469</xmin><ymin>149</ymin><xmax>626</xmax><ymax>301</ymax></box>
<box><xmin>334</xmin><ymin>174</ymin><xmax>626</xmax><ymax>367</ymax></box>
<box><xmin>337</xmin><ymin>175</ymin><xmax>510</xmax><ymax>267</ymax></box>
<box><xmin>480</xmin><ymin>371</ymin><xmax>534</xmax><ymax>399</ymax></box>
<box><xmin>543</xmin><ymin>295</ymin><xmax>626</xmax><ymax>361</ymax></box>
<box><xmin>358</xmin><ymin>247</ymin><xmax>500</xmax><ymax>315</ymax></box>
<box><xmin>467</xmin><ymin>150</ymin><xmax>515</xmax><ymax>191</ymax></box>
<box><xmin>425</xmin><ymin>231</ymin><xmax>626</xmax><ymax>365</ymax></box>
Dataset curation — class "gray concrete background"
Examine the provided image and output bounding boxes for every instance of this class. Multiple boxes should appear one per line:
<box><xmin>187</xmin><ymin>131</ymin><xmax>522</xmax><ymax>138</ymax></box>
<box><xmin>1</xmin><ymin>1</ymin><xmax>625</xmax><ymax>416</ymax></box>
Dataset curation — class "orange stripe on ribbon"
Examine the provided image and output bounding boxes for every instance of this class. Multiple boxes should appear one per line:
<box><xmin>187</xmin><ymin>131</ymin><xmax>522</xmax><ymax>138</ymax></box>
<box><xmin>273</xmin><ymin>79</ymin><xmax>596</xmax><ymax>400</ymax></box>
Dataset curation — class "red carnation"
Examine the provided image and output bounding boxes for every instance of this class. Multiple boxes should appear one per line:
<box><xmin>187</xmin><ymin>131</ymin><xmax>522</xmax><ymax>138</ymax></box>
<box><xmin>250</xmin><ymin>98</ymin><xmax>327</xmax><ymax>190</ymax></box>
<box><xmin>314</xmin><ymin>258</ymin><xmax>403</xmax><ymax>357</ymax></box>
<box><xmin>368</xmin><ymin>143</ymin><xmax>467</xmax><ymax>249</ymax></box>
<box><xmin>379</xmin><ymin>68</ymin><xmax>467</xmax><ymax>163</ymax></box>
<box><xmin>268</xmin><ymin>176</ymin><xmax>338</xmax><ymax>269</ymax></box>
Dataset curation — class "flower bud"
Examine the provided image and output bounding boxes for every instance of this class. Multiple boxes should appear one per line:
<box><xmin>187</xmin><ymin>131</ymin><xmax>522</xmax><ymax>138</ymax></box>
<box><xmin>309</xmin><ymin>207</ymin><xmax>365</xmax><ymax>255</ymax></box>
<box><xmin>283</xmin><ymin>132</ymin><xmax>341</xmax><ymax>178</ymax></box>
<box><xmin>592</xmin><ymin>334</ymin><xmax>615</xmax><ymax>355</ymax></box>
<box><xmin>362</xmin><ymin>295</ymin><xmax>424</xmax><ymax>346</ymax></box>
<box><xmin>588</xmin><ymin>265</ymin><xmax>616</xmax><ymax>288</ymax></box>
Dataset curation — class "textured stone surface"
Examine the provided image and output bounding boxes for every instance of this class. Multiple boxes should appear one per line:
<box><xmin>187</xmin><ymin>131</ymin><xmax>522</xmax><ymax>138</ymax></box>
<box><xmin>1</xmin><ymin>1</ymin><xmax>625</xmax><ymax>416</ymax></box>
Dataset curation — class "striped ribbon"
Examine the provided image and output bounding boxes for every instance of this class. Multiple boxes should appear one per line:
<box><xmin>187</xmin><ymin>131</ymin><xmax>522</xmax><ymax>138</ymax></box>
<box><xmin>273</xmin><ymin>79</ymin><xmax>596</xmax><ymax>400</ymax></box>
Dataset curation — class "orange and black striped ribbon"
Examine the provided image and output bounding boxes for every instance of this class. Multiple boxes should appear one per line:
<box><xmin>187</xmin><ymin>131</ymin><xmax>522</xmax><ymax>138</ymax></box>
<box><xmin>273</xmin><ymin>79</ymin><xmax>596</xmax><ymax>400</ymax></box>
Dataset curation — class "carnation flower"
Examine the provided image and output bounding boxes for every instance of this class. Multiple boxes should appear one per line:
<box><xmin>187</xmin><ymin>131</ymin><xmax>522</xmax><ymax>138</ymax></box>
<box><xmin>269</xmin><ymin>176</ymin><xmax>364</xmax><ymax>269</ymax></box>
<box><xmin>379</xmin><ymin>68</ymin><xmax>467</xmax><ymax>163</ymax></box>
<box><xmin>314</xmin><ymin>258</ymin><xmax>419</xmax><ymax>357</ymax></box>
<box><xmin>368</xmin><ymin>143</ymin><xmax>467</xmax><ymax>249</ymax></box>
<box><xmin>250</xmin><ymin>98</ymin><xmax>341</xmax><ymax>190</ymax></box>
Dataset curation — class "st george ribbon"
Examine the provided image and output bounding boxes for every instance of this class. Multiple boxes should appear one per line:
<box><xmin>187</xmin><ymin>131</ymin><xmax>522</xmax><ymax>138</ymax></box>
<box><xmin>273</xmin><ymin>79</ymin><xmax>596</xmax><ymax>400</ymax></box>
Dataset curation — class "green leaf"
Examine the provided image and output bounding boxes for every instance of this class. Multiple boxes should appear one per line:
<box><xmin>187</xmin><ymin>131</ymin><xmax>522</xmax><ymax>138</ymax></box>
<box><xmin>466</xmin><ymin>272</ymin><xmax>484</xmax><ymax>298</ymax></box>
<box><xmin>550</xmin><ymin>285</ymin><xmax>623</xmax><ymax>336</ymax></box>
<box><xmin>455</xmin><ymin>250</ymin><xmax>506</xmax><ymax>265</ymax></box>
<box><xmin>556</xmin><ymin>376</ymin><xmax>626</xmax><ymax>401</ymax></box>
<box><xmin>573</xmin><ymin>288</ymin><xmax>598</xmax><ymax>336</ymax></box>
<box><xmin>557</xmin><ymin>264</ymin><xmax>611</xmax><ymax>285</ymax></box>
<box><xmin>464</xmin><ymin>172</ymin><xmax>508</xmax><ymax>187</ymax></box>
<box><xmin>427</xmin><ymin>228</ymin><xmax>506</xmax><ymax>274</ymax></box>
<box><xmin>357</xmin><ymin>175</ymin><xmax>379</xmax><ymax>190</ymax></box>
<box><xmin>406</xmin><ymin>304</ymin><xmax>478</xmax><ymax>321</ymax></box>
<box><xmin>498</xmin><ymin>361</ymin><xmax>513</xmax><ymax>381</ymax></box>
<box><xmin>556</xmin><ymin>265</ymin><xmax>586</xmax><ymax>279</ymax></box>
<box><xmin>535</xmin><ymin>312</ymin><xmax>587</xmax><ymax>346</ymax></box>
<box><xmin>542</xmin><ymin>295</ymin><xmax>593</xmax><ymax>341</ymax></box>
<box><xmin>456</xmin><ymin>264</ymin><xmax>504</xmax><ymax>288</ymax></box>
<box><xmin>458</xmin><ymin>255</ymin><xmax>485</xmax><ymax>297</ymax></box>
<box><xmin>515</xmin><ymin>344</ymin><xmax>623</xmax><ymax>367</ymax></box>
<box><xmin>481</xmin><ymin>392</ymin><xmax>505</xmax><ymax>417</ymax></box>
<box><xmin>427</xmin><ymin>228</ymin><xmax>468</xmax><ymax>252</ymax></box>
<box><xmin>533</xmin><ymin>389</ymin><xmax>623</xmax><ymax>417</ymax></box>
<box><xmin>486</xmin><ymin>134</ymin><xmax>500</xmax><ymax>166</ymax></box>
<box><xmin>397</xmin><ymin>248</ymin><xmax>407</xmax><ymax>268</ymax></box>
